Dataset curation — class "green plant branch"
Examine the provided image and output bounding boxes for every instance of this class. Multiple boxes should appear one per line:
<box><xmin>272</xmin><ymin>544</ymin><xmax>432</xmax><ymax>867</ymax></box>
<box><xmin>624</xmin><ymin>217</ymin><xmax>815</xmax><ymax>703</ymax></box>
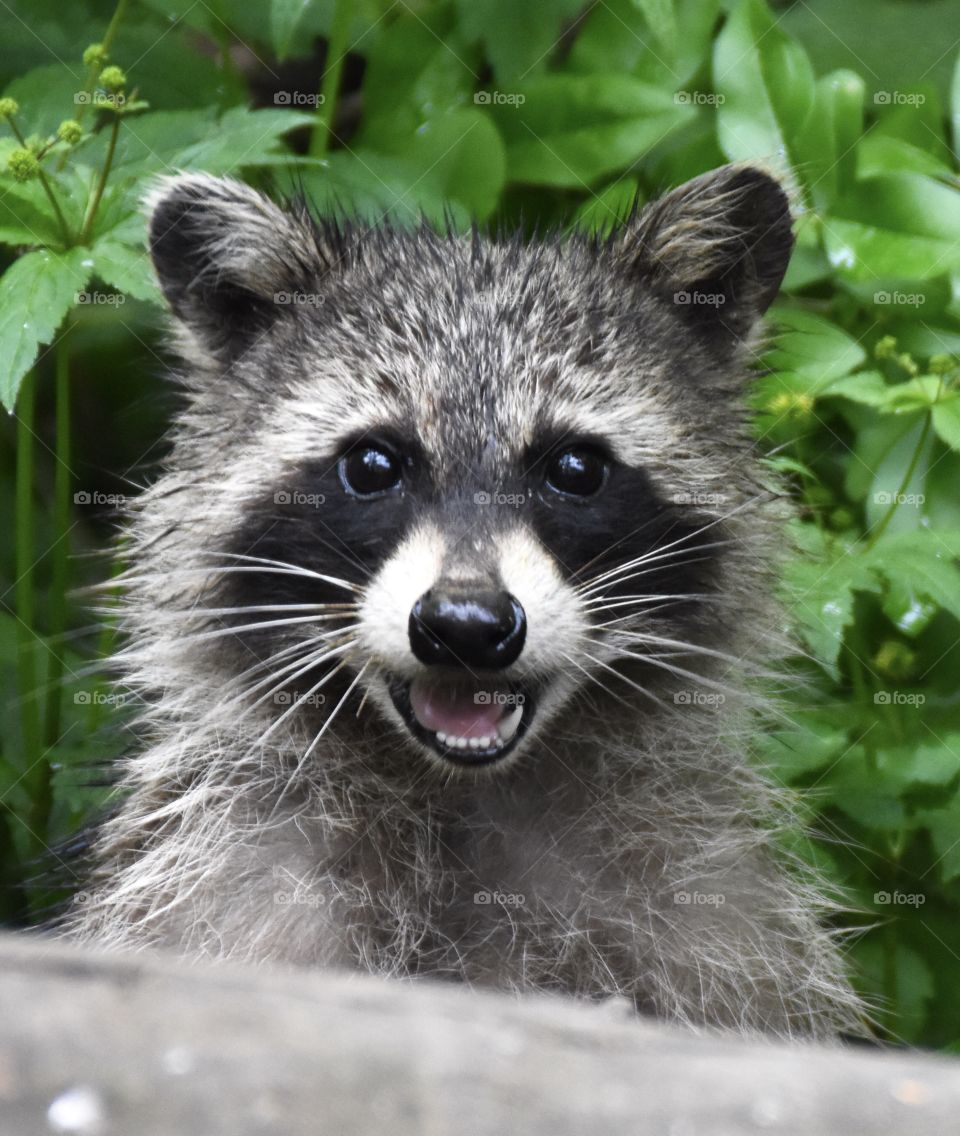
<box><xmin>80</xmin><ymin>113</ymin><xmax>121</xmax><ymax>244</ymax></box>
<box><xmin>43</xmin><ymin>334</ymin><xmax>72</xmax><ymax>758</ymax></box>
<box><xmin>71</xmin><ymin>0</ymin><xmax>130</xmax><ymax>133</ymax></box>
<box><xmin>5</xmin><ymin>116</ymin><xmax>72</xmax><ymax>245</ymax></box>
<box><xmin>15</xmin><ymin>372</ymin><xmax>41</xmax><ymax>785</ymax></box>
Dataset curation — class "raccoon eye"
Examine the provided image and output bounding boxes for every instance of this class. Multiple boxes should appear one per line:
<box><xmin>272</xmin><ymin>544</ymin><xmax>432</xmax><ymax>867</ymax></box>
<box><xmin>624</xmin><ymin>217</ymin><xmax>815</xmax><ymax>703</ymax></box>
<box><xmin>340</xmin><ymin>444</ymin><xmax>402</xmax><ymax>497</ymax></box>
<box><xmin>545</xmin><ymin>447</ymin><xmax>608</xmax><ymax>498</ymax></box>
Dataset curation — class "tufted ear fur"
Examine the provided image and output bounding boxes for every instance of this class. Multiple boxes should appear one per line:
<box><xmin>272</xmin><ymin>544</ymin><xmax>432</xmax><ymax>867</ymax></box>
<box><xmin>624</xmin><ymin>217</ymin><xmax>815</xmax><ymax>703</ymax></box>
<box><xmin>615</xmin><ymin>164</ymin><xmax>794</xmax><ymax>340</ymax></box>
<box><xmin>146</xmin><ymin>173</ymin><xmax>339</xmax><ymax>360</ymax></box>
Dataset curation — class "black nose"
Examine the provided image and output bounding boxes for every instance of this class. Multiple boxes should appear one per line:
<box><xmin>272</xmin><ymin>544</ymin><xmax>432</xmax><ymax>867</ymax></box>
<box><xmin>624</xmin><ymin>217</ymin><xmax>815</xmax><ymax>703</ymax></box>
<box><xmin>409</xmin><ymin>588</ymin><xmax>526</xmax><ymax>669</ymax></box>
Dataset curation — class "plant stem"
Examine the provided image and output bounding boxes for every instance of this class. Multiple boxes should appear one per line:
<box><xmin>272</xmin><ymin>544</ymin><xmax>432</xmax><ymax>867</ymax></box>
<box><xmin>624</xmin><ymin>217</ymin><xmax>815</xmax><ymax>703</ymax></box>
<box><xmin>64</xmin><ymin>0</ymin><xmax>129</xmax><ymax>160</ymax></box>
<box><xmin>80</xmin><ymin>113</ymin><xmax>121</xmax><ymax>244</ymax></box>
<box><xmin>100</xmin><ymin>0</ymin><xmax>129</xmax><ymax>57</ymax></box>
<box><xmin>309</xmin><ymin>0</ymin><xmax>352</xmax><ymax>157</ymax></box>
<box><xmin>43</xmin><ymin>335</ymin><xmax>72</xmax><ymax>757</ymax></box>
<box><xmin>15</xmin><ymin>372</ymin><xmax>42</xmax><ymax>798</ymax></box>
<box><xmin>5</xmin><ymin>116</ymin><xmax>72</xmax><ymax>245</ymax></box>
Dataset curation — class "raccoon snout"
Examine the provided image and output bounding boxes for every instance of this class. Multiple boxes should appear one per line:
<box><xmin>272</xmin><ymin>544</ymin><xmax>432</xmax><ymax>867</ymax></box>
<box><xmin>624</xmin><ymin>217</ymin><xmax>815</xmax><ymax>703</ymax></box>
<box><xmin>408</xmin><ymin>588</ymin><xmax>526</xmax><ymax>670</ymax></box>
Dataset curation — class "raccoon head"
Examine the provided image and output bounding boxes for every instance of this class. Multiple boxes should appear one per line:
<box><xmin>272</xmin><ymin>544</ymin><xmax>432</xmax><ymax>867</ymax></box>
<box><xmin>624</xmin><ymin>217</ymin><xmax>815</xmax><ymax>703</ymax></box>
<box><xmin>145</xmin><ymin>166</ymin><xmax>793</xmax><ymax>773</ymax></box>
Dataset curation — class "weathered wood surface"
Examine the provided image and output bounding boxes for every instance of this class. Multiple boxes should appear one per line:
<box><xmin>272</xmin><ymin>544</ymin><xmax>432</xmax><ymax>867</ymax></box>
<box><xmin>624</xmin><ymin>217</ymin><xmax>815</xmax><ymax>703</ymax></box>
<box><xmin>0</xmin><ymin>932</ymin><xmax>958</xmax><ymax>1135</ymax></box>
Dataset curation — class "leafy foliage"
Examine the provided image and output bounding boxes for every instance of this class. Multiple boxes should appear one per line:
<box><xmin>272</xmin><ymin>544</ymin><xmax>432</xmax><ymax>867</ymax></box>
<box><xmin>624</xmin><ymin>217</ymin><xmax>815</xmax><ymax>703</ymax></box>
<box><xmin>0</xmin><ymin>0</ymin><xmax>958</xmax><ymax>1048</ymax></box>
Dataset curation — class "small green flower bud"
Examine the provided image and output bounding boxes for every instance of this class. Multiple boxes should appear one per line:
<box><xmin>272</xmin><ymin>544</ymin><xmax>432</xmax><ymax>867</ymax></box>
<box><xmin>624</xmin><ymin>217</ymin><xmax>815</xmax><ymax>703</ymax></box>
<box><xmin>873</xmin><ymin>639</ymin><xmax>917</xmax><ymax>683</ymax></box>
<box><xmin>56</xmin><ymin>119</ymin><xmax>84</xmax><ymax>145</ymax></box>
<box><xmin>928</xmin><ymin>353</ymin><xmax>954</xmax><ymax>376</ymax></box>
<box><xmin>768</xmin><ymin>391</ymin><xmax>814</xmax><ymax>418</ymax></box>
<box><xmin>0</xmin><ymin>97</ymin><xmax>20</xmax><ymax>118</ymax></box>
<box><xmin>897</xmin><ymin>353</ymin><xmax>919</xmax><ymax>377</ymax></box>
<box><xmin>99</xmin><ymin>66</ymin><xmax>126</xmax><ymax>92</ymax></box>
<box><xmin>83</xmin><ymin>43</ymin><xmax>107</xmax><ymax>68</ymax></box>
<box><xmin>7</xmin><ymin>147</ymin><xmax>39</xmax><ymax>181</ymax></box>
<box><xmin>874</xmin><ymin>335</ymin><xmax>897</xmax><ymax>361</ymax></box>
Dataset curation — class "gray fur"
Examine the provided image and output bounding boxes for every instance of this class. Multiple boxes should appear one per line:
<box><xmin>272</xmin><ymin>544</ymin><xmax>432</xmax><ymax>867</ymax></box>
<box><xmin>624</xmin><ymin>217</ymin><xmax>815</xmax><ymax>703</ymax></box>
<box><xmin>67</xmin><ymin>166</ymin><xmax>866</xmax><ymax>1040</ymax></box>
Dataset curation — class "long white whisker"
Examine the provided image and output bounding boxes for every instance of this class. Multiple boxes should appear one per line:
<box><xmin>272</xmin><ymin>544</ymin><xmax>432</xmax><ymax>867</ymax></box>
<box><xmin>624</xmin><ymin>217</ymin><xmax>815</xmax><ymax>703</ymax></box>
<box><xmin>577</xmin><ymin>542</ymin><xmax>733</xmax><ymax>597</ymax></box>
<box><xmin>580</xmin><ymin>650</ymin><xmax>673</xmax><ymax>713</ymax></box>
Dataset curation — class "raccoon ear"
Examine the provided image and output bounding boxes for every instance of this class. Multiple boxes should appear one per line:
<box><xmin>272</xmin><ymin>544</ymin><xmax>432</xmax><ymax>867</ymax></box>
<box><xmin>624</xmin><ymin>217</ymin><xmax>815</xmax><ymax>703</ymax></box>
<box><xmin>619</xmin><ymin>164</ymin><xmax>794</xmax><ymax>337</ymax></box>
<box><xmin>146</xmin><ymin>174</ymin><xmax>329</xmax><ymax>359</ymax></box>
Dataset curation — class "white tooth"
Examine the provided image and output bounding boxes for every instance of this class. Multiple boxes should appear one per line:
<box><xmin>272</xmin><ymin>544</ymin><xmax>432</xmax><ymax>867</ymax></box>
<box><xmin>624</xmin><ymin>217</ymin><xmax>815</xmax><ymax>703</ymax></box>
<box><xmin>437</xmin><ymin>732</ymin><xmax>448</xmax><ymax>745</ymax></box>
<box><xmin>476</xmin><ymin>735</ymin><xmax>491</xmax><ymax>749</ymax></box>
<box><xmin>456</xmin><ymin>737</ymin><xmax>469</xmax><ymax>750</ymax></box>
<box><xmin>497</xmin><ymin>705</ymin><xmax>523</xmax><ymax>743</ymax></box>
<box><xmin>468</xmin><ymin>738</ymin><xmax>481</xmax><ymax>749</ymax></box>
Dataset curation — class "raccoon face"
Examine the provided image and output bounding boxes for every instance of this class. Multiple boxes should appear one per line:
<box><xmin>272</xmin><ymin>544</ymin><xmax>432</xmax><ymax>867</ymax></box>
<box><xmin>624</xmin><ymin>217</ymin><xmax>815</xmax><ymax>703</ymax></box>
<box><xmin>146</xmin><ymin>166</ymin><xmax>793</xmax><ymax>772</ymax></box>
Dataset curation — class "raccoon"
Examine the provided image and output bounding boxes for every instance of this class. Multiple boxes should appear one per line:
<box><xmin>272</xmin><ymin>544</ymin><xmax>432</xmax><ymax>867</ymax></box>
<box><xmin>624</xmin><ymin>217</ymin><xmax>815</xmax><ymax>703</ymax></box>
<box><xmin>67</xmin><ymin>164</ymin><xmax>865</xmax><ymax>1040</ymax></box>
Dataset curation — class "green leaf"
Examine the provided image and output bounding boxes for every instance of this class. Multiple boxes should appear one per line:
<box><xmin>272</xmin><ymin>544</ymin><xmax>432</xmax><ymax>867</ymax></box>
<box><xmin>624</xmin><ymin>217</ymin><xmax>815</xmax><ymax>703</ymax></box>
<box><xmin>953</xmin><ymin>49</ymin><xmax>960</xmax><ymax>160</ymax></box>
<box><xmin>570</xmin><ymin>177</ymin><xmax>642</xmax><ymax>235</ymax></box>
<box><xmin>492</xmin><ymin>74</ymin><xmax>695</xmax><ymax>188</ymax></box>
<box><xmin>759</xmin><ymin>710</ymin><xmax>850</xmax><ymax>781</ymax></box>
<box><xmin>783</xmin><ymin>526</ymin><xmax>881</xmax><ymax>679</ymax></box>
<box><xmin>570</xmin><ymin>0</ymin><xmax>720</xmax><ymax>88</ymax></box>
<box><xmin>823</xmin><ymin>219</ymin><xmax>960</xmax><ymax>284</ymax></box>
<box><xmin>862</xmin><ymin>415</ymin><xmax>934</xmax><ymax>536</ymax></box>
<box><xmin>272</xmin><ymin>0</ymin><xmax>316</xmax><ymax>61</ymax></box>
<box><xmin>713</xmin><ymin>0</ymin><xmax>814</xmax><ymax>176</ymax></box>
<box><xmin>357</xmin><ymin>11</ymin><xmax>477</xmax><ymax>152</ymax></box>
<box><xmin>820</xmin><ymin>747</ymin><xmax>906</xmax><ymax>830</ymax></box>
<box><xmin>819</xmin><ymin>370</ymin><xmax>891</xmax><ymax>406</ymax></box>
<box><xmin>932</xmin><ymin>396</ymin><xmax>960</xmax><ymax>452</ymax></box>
<box><xmin>791</xmin><ymin>70</ymin><xmax>864</xmax><ymax>209</ymax></box>
<box><xmin>298</xmin><ymin>111</ymin><xmax>506</xmax><ymax>225</ymax></box>
<box><xmin>877</xmin><ymin>737</ymin><xmax>960</xmax><ymax>790</ymax></box>
<box><xmin>3</xmin><ymin>63</ymin><xmax>85</xmax><ymax>139</ymax></box>
<box><xmin>881</xmin><ymin>579</ymin><xmax>939</xmax><ymax>638</ymax></box>
<box><xmin>834</xmin><ymin>173</ymin><xmax>960</xmax><ymax>245</ymax></box>
<box><xmin>631</xmin><ymin>0</ymin><xmax>677</xmax><ymax>48</ymax></box>
<box><xmin>87</xmin><ymin>236</ymin><xmax>162</xmax><ymax>305</ymax></box>
<box><xmin>0</xmin><ymin>181</ymin><xmax>65</xmax><ymax>248</ymax></box>
<box><xmin>454</xmin><ymin>0</ymin><xmax>585</xmax><ymax>82</ymax></box>
<box><xmin>917</xmin><ymin>790</ymin><xmax>960</xmax><ymax>883</ymax></box>
<box><xmin>864</xmin><ymin>530</ymin><xmax>960</xmax><ymax>625</ymax></box>
<box><xmin>171</xmin><ymin>108</ymin><xmax>317</xmax><ymax>172</ymax></box>
<box><xmin>767</xmin><ymin>306</ymin><xmax>867</xmax><ymax>384</ymax></box>
<box><xmin>0</xmin><ymin>247</ymin><xmax>90</xmax><ymax>410</ymax></box>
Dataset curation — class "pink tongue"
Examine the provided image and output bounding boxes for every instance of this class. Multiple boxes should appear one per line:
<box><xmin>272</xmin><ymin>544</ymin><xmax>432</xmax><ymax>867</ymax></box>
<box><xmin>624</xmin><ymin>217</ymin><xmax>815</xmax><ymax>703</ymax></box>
<box><xmin>409</xmin><ymin>678</ymin><xmax>505</xmax><ymax>739</ymax></box>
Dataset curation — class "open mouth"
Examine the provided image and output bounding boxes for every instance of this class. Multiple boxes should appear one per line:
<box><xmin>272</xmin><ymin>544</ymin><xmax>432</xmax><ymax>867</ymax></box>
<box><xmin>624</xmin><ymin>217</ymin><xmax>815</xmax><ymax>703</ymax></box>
<box><xmin>389</xmin><ymin>674</ymin><xmax>534</xmax><ymax>766</ymax></box>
